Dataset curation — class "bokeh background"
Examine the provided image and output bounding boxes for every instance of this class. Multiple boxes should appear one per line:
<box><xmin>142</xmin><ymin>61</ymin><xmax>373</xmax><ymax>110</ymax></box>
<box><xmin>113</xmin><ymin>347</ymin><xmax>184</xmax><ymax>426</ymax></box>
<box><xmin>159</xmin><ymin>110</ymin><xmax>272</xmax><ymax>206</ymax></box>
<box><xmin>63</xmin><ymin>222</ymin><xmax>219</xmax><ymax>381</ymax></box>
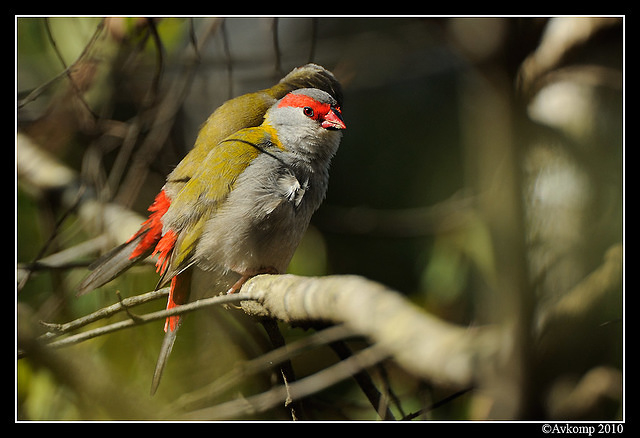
<box><xmin>17</xmin><ymin>17</ymin><xmax>623</xmax><ymax>421</ymax></box>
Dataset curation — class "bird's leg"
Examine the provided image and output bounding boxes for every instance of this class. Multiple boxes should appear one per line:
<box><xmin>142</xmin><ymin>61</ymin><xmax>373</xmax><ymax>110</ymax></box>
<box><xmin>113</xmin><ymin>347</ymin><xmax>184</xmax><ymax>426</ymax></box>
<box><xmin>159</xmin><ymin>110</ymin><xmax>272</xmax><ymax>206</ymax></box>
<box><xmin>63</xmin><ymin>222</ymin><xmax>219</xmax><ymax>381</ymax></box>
<box><xmin>226</xmin><ymin>267</ymin><xmax>279</xmax><ymax>294</ymax></box>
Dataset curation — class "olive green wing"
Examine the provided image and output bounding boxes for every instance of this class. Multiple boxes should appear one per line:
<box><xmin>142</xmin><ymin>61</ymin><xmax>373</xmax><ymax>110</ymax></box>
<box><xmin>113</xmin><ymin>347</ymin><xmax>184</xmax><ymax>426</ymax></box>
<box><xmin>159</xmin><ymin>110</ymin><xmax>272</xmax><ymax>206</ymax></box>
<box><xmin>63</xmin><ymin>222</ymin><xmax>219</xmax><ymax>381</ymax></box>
<box><xmin>157</xmin><ymin>127</ymin><xmax>279</xmax><ymax>284</ymax></box>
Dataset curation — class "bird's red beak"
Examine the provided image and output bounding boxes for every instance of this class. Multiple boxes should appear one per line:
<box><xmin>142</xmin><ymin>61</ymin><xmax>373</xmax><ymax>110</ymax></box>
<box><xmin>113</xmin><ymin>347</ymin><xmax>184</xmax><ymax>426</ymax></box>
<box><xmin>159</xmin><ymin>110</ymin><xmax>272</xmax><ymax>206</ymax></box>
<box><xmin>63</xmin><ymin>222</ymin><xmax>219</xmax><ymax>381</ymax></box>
<box><xmin>322</xmin><ymin>107</ymin><xmax>346</xmax><ymax>130</ymax></box>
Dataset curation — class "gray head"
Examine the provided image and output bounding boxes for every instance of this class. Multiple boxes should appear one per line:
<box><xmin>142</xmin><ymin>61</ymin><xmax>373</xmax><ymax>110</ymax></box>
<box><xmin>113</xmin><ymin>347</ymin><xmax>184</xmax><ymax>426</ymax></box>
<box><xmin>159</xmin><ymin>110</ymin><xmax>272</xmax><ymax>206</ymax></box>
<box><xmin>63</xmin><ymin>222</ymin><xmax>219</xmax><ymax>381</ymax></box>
<box><xmin>264</xmin><ymin>88</ymin><xmax>345</xmax><ymax>159</ymax></box>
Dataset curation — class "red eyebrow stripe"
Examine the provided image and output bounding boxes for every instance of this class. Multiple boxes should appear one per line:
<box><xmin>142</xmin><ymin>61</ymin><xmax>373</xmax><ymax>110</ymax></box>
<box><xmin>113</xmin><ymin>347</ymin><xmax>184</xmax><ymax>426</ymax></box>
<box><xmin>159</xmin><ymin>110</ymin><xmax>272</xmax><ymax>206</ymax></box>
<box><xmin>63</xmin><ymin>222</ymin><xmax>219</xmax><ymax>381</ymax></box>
<box><xmin>278</xmin><ymin>93</ymin><xmax>329</xmax><ymax>111</ymax></box>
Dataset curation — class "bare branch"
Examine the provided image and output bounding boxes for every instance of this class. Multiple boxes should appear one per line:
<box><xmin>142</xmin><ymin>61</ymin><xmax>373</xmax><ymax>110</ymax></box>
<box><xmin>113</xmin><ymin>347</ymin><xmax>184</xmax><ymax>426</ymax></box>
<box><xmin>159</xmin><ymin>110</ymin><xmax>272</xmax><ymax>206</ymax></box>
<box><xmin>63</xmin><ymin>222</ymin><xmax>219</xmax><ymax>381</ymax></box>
<box><xmin>182</xmin><ymin>343</ymin><xmax>391</xmax><ymax>420</ymax></box>
<box><xmin>27</xmin><ymin>271</ymin><xmax>492</xmax><ymax>394</ymax></box>
<box><xmin>37</xmin><ymin>288</ymin><xmax>169</xmax><ymax>342</ymax></box>
<box><xmin>517</xmin><ymin>17</ymin><xmax>622</xmax><ymax>100</ymax></box>
<box><xmin>39</xmin><ymin>291</ymin><xmax>246</xmax><ymax>350</ymax></box>
<box><xmin>240</xmin><ymin>274</ymin><xmax>493</xmax><ymax>388</ymax></box>
<box><xmin>174</xmin><ymin>324</ymin><xmax>355</xmax><ymax>411</ymax></box>
<box><xmin>537</xmin><ymin>243</ymin><xmax>623</xmax><ymax>334</ymax></box>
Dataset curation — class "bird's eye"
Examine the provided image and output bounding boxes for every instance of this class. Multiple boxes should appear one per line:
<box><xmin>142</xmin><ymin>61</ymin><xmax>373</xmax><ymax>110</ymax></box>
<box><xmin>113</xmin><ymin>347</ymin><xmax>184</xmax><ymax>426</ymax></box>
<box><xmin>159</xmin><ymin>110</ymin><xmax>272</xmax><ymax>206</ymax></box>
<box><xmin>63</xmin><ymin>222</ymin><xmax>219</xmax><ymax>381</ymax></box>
<box><xmin>303</xmin><ymin>107</ymin><xmax>314</xmax><ymax>118</ymax></box>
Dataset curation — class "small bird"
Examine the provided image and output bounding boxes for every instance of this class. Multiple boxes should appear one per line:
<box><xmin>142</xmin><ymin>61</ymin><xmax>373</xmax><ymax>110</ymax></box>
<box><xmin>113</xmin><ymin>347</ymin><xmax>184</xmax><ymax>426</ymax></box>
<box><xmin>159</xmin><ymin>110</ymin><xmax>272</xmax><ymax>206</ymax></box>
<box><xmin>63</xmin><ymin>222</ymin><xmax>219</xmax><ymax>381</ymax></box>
<box><xmin>78</xmin><ymin>65</ymin><xmax>345</xmax><ymax>395</ymax></box>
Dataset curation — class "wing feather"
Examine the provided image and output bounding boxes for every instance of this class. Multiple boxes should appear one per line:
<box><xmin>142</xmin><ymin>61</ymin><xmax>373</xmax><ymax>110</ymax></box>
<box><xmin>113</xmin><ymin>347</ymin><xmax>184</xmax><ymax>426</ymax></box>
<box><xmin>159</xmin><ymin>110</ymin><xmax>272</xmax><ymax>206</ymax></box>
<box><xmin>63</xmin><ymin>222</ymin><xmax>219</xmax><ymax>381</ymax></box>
<box><xmin>158</xmin><ymin>127</ymin><xmax>280</xmax><ymax>282</ymax></box>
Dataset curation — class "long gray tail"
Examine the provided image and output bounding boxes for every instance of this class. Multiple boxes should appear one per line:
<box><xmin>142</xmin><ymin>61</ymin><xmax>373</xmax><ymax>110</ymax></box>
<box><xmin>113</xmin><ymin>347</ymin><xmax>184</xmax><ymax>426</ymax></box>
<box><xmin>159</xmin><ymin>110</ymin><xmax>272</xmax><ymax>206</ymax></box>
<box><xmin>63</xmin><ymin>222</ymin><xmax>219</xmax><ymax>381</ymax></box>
<box><xmin>150</xmin><ymin>321</ymin><xmax>181</xmax><ymax>396</ymax></box>
<box><xmin>76</xmin><ymin>233</ymin><xmax>151</xmax><ymax>296</ymax></box>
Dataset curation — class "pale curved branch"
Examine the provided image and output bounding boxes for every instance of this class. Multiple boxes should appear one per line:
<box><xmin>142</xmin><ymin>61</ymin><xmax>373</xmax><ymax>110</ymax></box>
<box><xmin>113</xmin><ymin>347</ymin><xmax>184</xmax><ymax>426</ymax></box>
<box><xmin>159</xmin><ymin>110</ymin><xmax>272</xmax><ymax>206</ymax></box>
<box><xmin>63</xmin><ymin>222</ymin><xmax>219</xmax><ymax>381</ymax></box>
<box><xmin>33</xmin><ymin>273</ymin><xmax>494</xmax><ymax>390</ymax></box>
<box><xmin>536</xmin><ymin>243</ymin><xmax>623</xmax><ymax>334</ymax></box>
<box><xmin>240</xmin><ymin>274</ymin><xmax>496</xmax><ymax>388</ymax></box>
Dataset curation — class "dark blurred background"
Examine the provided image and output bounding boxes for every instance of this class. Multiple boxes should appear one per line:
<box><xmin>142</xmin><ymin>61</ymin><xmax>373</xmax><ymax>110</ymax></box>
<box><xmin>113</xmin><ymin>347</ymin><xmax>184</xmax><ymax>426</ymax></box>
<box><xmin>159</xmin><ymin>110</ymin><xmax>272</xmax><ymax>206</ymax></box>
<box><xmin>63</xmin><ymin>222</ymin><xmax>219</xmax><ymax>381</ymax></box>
<box><xmin>16</xmin><ymin>17</ymin><xmax>623</xmax><ymax>420</ymax></box>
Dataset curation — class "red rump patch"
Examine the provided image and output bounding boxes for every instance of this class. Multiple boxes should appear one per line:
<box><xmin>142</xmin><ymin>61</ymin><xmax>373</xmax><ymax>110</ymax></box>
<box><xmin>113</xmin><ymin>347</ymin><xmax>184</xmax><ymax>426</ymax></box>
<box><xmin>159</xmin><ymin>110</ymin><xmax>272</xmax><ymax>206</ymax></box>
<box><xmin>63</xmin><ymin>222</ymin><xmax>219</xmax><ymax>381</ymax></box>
<box><xmin>165</xmin><ymin>276</ymin><xmax>181</xmax><ymax>332</ymax></box>
<box><xmin>128</xmin><ymin>190</ymin><xmax>171</xmax><ymax>260</ymax></box>
<box><xmin>153</xmin><ymin>229</ymin><xmax>177</xmax><ymax>275</ymax></box>
<box><xmin>165</xmin><ymin>271</ymin><xmax>192</xmax><ymax>332</ymax></box>
<box><xmin>126</xmin><ymin>189</ymin><xmax>186</xmax><ymax>334</ymax></box>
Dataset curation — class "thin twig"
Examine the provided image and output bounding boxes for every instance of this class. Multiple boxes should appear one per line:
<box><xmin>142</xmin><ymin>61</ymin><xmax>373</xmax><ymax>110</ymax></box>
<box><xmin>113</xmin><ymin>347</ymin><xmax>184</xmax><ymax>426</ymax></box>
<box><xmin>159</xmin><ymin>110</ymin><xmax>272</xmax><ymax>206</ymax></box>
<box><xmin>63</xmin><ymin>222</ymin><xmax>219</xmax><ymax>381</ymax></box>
<box><xmin>18</xmin><ymin>18</ymin><xmax>106</xmax><ymax>110</ymax></box>
<box><xmin>115</xmin><ymin>290</ymin><xmax>145</xmax><ymax>322</ymax></box>
<box><xmin>261</xmin><ymin>319</ymin><xmax>306</xmax><ymax>420</ymax></box>
<box><xmin>17</xmin><ymin>185</ymin><xmax>87</xmax><ymax>293</ymax></box>
<box><xmin>329</xmin><ymin>340</ymin><xmax>396</xmax><ymax>420</ymax></box>
<box><xmin>37</xmin><ymin>288</ymin><xmax>169</xmax><ymax>341</ymax></box>
<box><xmin>173</xmin><ymin>324</ymin><xmax>355</xmax><ymax>412</ymax></box>
<box><xmin>271</xmin><ymin>18</ymin><xmax>282</xmax><ymax>77</ymax></box>
<box><xmin>42</xmin><ymin>17</ymin><xmax>102</xmax><ymax>120</ymax></box>
<box><xmin>402</xmin><ymin>387</ymin><xmax>474</xmax><ymax>421</ymax></box>
<box><xmin>33</xmin><ymin>290</ymin><xmax>245</xmax><ymax>351</ymax></box>
<box><xmin>182</xmin><ymin>343</ymin><xmax>391</xmax><ymax>420</ymax></box>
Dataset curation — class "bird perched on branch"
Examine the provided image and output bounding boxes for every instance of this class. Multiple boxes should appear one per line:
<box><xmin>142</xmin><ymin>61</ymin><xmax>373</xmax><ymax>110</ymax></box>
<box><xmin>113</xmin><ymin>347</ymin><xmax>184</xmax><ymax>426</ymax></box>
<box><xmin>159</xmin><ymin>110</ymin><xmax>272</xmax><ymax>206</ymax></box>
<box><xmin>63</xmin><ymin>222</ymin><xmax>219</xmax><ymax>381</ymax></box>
<box><xmin>78</xmin><ymin>64</ymin><xmax>345</xmax><ymax>394</ymax></box>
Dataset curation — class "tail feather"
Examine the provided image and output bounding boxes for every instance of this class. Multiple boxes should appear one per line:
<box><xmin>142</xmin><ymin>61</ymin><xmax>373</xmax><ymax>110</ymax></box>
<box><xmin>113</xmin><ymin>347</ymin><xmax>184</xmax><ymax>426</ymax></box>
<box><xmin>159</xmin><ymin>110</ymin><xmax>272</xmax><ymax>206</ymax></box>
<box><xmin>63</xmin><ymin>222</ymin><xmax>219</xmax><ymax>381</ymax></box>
<box><xmin>76</xmin><ymin>188</ymin><xmax>190</xmax><ymax>395</ymax></box>
<box><xmin>150</xmin><ymin>320</ymin><xmax>180</xmax><ymax>396</ymax></box>
<box><xmin>150</xmin><ymin>270</ymin><xmax>192</xmax><ymax>395</ymax></box>
<box><xmin>77</xmin><ymin>190</ymin><xmax>171</xmax><ymax>296</ymax></box>
<box><xmin>76</xmin><ymin>233</ymin><xmax>151</xmax><ymax>296</ymax></box>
